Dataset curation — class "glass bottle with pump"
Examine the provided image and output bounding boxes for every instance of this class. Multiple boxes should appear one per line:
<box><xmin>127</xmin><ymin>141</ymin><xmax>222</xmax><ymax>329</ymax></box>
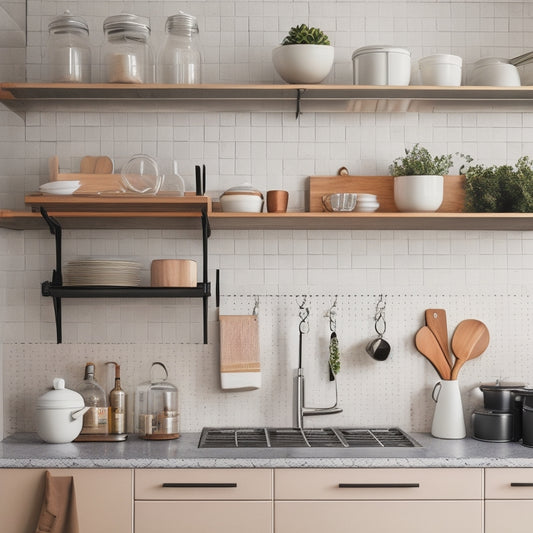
<box><xmin>76</xmin><ymin>362</ymin><xmax>108</xmax><ymax>434</ymax></box>
<box><xmin>158</xmin><ymin>11</ymin><xmax>201</xmax><ymax>83</ymax></box>
<box><xmin>107</xmin><ymin>362</ymin><xmax>126</xmax><ymax>434</ymax></box>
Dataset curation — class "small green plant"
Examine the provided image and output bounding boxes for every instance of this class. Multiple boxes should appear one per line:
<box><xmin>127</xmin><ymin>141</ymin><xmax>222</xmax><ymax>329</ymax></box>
<box><xmin>328</xmin><ymin>332</ymin><xmax>340</xmax><ymax>379</ymax></box>
<box><xmin>389</xmin><ymin>144</ymin><xmax>471</xmax><ymax>177</ymax></box>
<box><xmin>281</xmin><ymin>24</ymin><xmax>331</xmax><ymax>46</ymax></box>
<box><xmin>464</xmin><ymin>157</ymin><xmax>533</xmax><ymax>212</ymax></box>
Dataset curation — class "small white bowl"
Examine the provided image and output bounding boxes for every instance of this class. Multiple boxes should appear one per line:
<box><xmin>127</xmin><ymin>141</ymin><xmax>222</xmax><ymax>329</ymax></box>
<box><xmin>220</xmin><ymin>183</ymin><xmax>264</xmax><ymax>213</ymax></box>
<box><xmin>39</xmin><ymin>180</ymin><xmax>81</xmax><ymax>195</ymax></box>
<box><xmin>354</xmin><ymin>202</ymin><xmax>379</xmax><ymax>213</ymax></box>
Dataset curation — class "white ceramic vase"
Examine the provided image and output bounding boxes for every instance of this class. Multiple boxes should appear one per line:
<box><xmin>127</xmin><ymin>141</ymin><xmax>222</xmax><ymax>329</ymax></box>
<box><xmin>394</xmin><ymin>174</ymin><xmax>444</xmax><ymax>212</ymax></box>
<box><xmin>272</xmin><ymin>44</ymin><xmax>334</xmax><ymax>84</ymax></box>
<box><xmin>431</xmin><ymin>379</ymin><xmax>466</xmax><ymax>439</ymax></box>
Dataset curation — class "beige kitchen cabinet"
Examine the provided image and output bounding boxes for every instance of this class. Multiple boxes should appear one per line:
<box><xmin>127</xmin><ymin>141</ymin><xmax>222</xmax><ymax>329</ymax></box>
<box><xmin>485</xmin><ymin>468</ymin><xmax>533</xmax><ymax>532</ymax></box>
<box><xmin>134</xmin><ymin>468</ymin><xmax>273</xmax><ymax>533</ymax></box>
<box><xmin>275</xmin><ymin>468</ymin><xmax>483</xmax><ymax>533</ymax></box>
<box><xmin>0</xmin><ymin>468</ymin><xmax>133</xmax><ymax>533</ymax></box>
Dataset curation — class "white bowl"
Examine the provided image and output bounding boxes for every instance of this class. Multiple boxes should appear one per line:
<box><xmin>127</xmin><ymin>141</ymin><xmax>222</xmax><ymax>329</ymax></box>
<box><xmin>419</xmin><ymin>54</ymin><xmax>462</xmax><ymax>86</ymax></box>
<box><xmin>39</xmin><ymin>180</ymin><xmax>81</xmax><ymax>195</ymax></box>
<box><xmin>272</xmin><ymin>44</ymin><xmax>334</xmax><ymax>84</ymax></box>
<box><xmin>220</xmin><ymin>183</ymin><xmax>264</xmax><ymax>213</ymax></box>
<box><xmin>470</xmin><ymin>58</ymin><xmax>521</xmax><ymax>86</ymax></box>
<box><xmin>354</xmin><ymin>202</ymin><xmax>379</xmax><ymax>213</ymax></box>
<box><xmin>394</xmin><ymin>175</ymin><xmax>444</xmax><ymax>212</ymax></box>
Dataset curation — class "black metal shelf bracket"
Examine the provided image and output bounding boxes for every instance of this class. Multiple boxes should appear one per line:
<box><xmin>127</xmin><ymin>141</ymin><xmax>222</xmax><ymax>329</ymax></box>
<box><xmin>39</xmin><ymin>208</ymin><xmax>211</xmax><ymax>345</ymax></box>
<box><xmin>296</xmin><ymin>89</ymin><xmax>303</xmax><ymax>119</ymax></box>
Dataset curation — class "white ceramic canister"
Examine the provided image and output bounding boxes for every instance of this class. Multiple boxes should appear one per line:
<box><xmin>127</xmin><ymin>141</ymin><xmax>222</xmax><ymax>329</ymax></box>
<box><xmin>419</xmin><ymin>54</ymin><xmax>462</xmax><ymax>86</ymax></box>
<box><xmin>36</xmin><ymin>378</ymin><xmax>89</xmax><ymax>444</ymax></box>
<box><xmin>219</xmin><ymin>183</ymin><xmax>264</xmax><ymax>213</ymax></box>
<box><xmin>352</xmin><ymin>45</ymin><xmax>411</xmax><ymax>86</ymax></box>
<box><xmin>431</xmin><ymin>380</ymin><xmax>466</xmax><ymax>439</ymax></box>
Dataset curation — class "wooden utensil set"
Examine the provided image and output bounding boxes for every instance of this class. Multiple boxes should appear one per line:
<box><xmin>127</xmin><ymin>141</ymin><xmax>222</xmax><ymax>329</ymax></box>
<box><xmin>415</xmin><ymin>309</ymin><xmax>490</xmax><ymax>381</ymax></box>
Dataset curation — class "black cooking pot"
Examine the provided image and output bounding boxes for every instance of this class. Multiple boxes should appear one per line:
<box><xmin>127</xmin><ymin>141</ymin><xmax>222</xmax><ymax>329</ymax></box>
<box><xmin>479</xmin><ymin>384</ymin><xmax>526</xmax><ymax>412</ymax></box>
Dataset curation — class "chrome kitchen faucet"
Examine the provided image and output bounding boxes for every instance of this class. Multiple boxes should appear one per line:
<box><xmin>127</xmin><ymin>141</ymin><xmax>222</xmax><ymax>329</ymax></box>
<box><xmin>294</xmin><ymin>297</ymin><xmax>342</xmax><ymax>429</ymax></box>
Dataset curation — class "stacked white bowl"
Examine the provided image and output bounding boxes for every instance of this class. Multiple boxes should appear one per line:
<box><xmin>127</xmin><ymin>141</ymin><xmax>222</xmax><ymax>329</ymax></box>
<box><xmin>354</xmin><ymin>193</ymin><xmax>379</xmax><ymax>212</ymax></box>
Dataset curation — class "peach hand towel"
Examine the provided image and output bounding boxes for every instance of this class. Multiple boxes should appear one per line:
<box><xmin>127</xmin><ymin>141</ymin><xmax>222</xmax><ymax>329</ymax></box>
<box><xmin>35</xmin><ymin>471</ymin><xmax>79</xmax><ymax>533</ymax></box>
<box><xmin>220</xmin><ymin>315</ymin><xmax>261</xmax><ymax>391</ymax></box>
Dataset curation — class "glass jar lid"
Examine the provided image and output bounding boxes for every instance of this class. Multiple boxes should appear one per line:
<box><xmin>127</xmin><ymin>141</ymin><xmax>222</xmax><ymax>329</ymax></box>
<box><xmin>48</xmin><ymin>10</ymin><xmax>89</xmax><ymax>34</ymax></box>
<box><xmin>165</xmin><ymin>11</ymin><xmax>199</xmax><ymax>36</ymax></box>
<box><xmin>103</xmin><ymin>13</ymin><xmax>151</xmax><ymax>38</ymax></box>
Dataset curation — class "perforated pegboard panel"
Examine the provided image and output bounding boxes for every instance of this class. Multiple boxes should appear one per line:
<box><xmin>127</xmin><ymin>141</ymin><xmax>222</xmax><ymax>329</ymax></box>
<box><xmin>4</xmin><ymin>292</ymin><xmax>532</xmax><ymax>435</ymax></box>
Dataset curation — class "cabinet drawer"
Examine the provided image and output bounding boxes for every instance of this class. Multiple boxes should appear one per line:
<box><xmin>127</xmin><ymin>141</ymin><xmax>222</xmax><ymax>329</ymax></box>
<box><xmin>135</xmin><ymin>468</ymin><xmax>272</xmax><ymax>500</ymax></box>
<box><xmin>485</xmin><ymin>501</ymin><xmax>533</xmax><ymax>532</ymax></box>
<box><xmin>135</xmin><ymin>501</ymin><xmax>272</xmax><ymax>533</ymax></box>
<box><xmin>486</xmin><ymin>468</ymin><xmax>533</xmax><ymax>499</ymax></box>
<box><xmin>275</xmin><ymin>468</ymin><xmax>482</xmax><ymax>500</ymax></box>
<box><xmin>275</xmin><ymin>501</ymin><xmax>483</xmax><ymax>533</ymax></box>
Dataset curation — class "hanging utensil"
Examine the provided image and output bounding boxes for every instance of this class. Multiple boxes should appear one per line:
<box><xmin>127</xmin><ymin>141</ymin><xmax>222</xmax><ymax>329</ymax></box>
<box><xmin>415</xmin><ymin>326</ymin><xmax>452</xmax><ymax>380</ymax></box>
<box><xmin>450</xmin><ymin>319</ymin><xmax>490</xmax><ymax>380</ymax></box>
<box><xmin>425</xmin><ymin>309</ymin><xmax>453</xmax><ymax>369</ymax></box>
<box><xmin>365</xmin><ymin>295</ymin><xmax>391</xmax><ymax>361</ymax></box>
<box><xmin>326</xmin><ymin>297</ymin><xmax>340</xmax><ymax>381</ymax></box>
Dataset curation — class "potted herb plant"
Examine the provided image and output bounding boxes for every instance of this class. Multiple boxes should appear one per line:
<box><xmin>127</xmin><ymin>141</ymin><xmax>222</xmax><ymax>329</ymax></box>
<box><xmin>272</xmin><ymin>24</ymin><xmax>334</xmax><ymax>84</ymax></box>
<box><xmin>389</xmin><ymin>144</ymin><xmax>470</xmax><ymax>212</ymax></box>
<box><xmin>464</xmin><ymin>157</ymin><xmax>533</xmax><ymax>212</ymax></box>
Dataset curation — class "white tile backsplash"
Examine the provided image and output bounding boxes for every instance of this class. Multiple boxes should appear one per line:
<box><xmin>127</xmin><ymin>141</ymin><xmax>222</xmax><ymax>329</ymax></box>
<box><xmin>4</xmin><ymin>1</ymin><xmax>533</xmax><ymax>435</ymax></box>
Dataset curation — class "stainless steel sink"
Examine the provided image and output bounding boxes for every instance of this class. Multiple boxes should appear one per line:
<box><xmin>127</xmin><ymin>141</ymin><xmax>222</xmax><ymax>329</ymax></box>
<box><xmin>199</xmin><ymin>427</ymin><xmax>420</xmax><ymax>448</ymax></box>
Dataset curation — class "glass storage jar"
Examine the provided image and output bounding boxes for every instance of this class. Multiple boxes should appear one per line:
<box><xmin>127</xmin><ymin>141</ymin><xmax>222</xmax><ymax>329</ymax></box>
<box><xmin>102</xmin><ymin>13</ymin><xmax>154</xmax><ymax>83</ymax></box>
<box><xmin>47</xmin><ymin>10</ymin><xmax>91</xmax><ymax>83</ymax></box>
<box><xmin>158</xmin><ymin>11</ymin><xmax>201</xmax><ymax>83</ymax></box>
<box><xmin>135</xmin><ymin>362</ymin><xmax>179</xmax><ymax>440</ymax></box>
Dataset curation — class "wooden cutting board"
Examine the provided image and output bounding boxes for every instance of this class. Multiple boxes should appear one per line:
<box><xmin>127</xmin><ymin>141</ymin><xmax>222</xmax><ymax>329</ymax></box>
<box><xmin>308</xmin><ymin>175</ymin><xmax>465</xmax><ymax>212</ymax></box>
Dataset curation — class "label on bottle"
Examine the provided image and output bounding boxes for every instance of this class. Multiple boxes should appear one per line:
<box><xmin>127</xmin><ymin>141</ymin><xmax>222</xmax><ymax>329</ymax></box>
<box><xmin>109</xmin><ymin>408</ymin><xmax>126</xmax><ymax>434</ymax></box>
<box><xmin>82</xmin><ymin>406</ymin><xmax>109</xmax><ymax>434</ymax></box>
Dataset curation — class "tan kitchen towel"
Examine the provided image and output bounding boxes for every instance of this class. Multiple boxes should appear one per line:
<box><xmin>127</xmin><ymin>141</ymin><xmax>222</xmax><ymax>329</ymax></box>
<box><xmin>220</xmin><ymin>315</ymin><xmax>261</xmax><ymax>391</ymax></box>
<box><xmin>35</xmin><ymin>471</ymin><xmax>79</xmax><ymax>533</ymax></box>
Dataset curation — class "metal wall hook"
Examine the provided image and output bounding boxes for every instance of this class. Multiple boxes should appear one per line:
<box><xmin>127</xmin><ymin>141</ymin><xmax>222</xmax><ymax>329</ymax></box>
<box><xmin>325</xmin><ymin>296</ymin><xmax>338</xmax><ymax>333</ymax></box>
<box><xmin>374</xmin><ymin>294</ymin><xmax>387</xmax><ymax>336</ymax></box>
<box><xmin>252</xmin><ymin>295</ymin><xmax>259</xmax><ymax>316</ymax></box>
<box><xmin>298</xmin><ymin>296</ymin><xmax>310</xmax><ymax>334</ymax></box>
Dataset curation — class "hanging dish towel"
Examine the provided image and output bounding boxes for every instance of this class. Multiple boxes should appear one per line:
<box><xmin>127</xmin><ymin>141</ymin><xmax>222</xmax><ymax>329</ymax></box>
<box><xmin>219</xmin><ymin>315</ymin><xmax>261</xmax><ymax>391</ymax></box>
<box><xmin>35</xmin><ymin>471</ymin><xmax>79</xmax><ymax>533</ymax></box>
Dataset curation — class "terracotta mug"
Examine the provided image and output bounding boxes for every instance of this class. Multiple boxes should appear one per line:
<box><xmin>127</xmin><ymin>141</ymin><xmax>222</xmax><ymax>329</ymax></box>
<box><xmin>267</xmin><ymin>190</ymin><xmax>289</xmax><ymax>213</ymax></box>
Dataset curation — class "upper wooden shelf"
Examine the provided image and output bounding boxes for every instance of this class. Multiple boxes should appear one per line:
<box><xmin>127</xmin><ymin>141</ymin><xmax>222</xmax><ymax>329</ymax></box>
<box><xmin>2</xmin><ymin>83</ymin><xmax>533</xmax><ymax>116</ymax></box>
<box><xmin>2</xmin><ymin>209</ymin><xmax>533</xmax><ymax>231</ymax></box>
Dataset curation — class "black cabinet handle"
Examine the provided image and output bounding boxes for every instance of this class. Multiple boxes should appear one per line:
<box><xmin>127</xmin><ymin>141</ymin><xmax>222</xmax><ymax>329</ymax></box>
<box><xmin>510</xmin><ymin>482</ymin><xmax>533</xmax><ymax>487</ymax></box>
<box><xmin>338</xmin><ymin>483</ymin><xmax>420</xmax><ymax>489</ymax></box>
<box><xmin>162</xmin><ymin>482</ymin><xmax>237</xmax><ymax>488</ymax></box>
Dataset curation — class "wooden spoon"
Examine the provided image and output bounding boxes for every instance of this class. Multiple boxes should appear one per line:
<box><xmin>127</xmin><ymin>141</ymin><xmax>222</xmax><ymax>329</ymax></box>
<box><xmin>94</xmin><ymin>156</ymin><xmax>114</xmax><ymax>174</ymax></box>
<box><xmin>425</xmin><ymin>309</ymin><xmax>453</xmax><ymax>369</ymax></box>
<box><xmin>450</xmin><ymin>319</ymin><xmax>490</xmax><ymax>380</ymax></box>
<box><xmin>80</xmin><ymin>155</ymin><xmax>96</xmax><ymax>173</ymax></box>
<box><xmin>415</xmin><ymin>326</ymin><xmax>452</xmax><ymax>380</ymax></box>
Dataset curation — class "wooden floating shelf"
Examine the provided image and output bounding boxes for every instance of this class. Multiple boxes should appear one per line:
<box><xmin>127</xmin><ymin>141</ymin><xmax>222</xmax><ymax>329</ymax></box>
<box><xmin>3</xmin><ymin>209</ymin><xmax>533</xmax><ymax>231</ymax></box>
<box><xmin>3</xmin><ymin>83</ymin><xmax>533</xmax><ymax>115</ymax></box>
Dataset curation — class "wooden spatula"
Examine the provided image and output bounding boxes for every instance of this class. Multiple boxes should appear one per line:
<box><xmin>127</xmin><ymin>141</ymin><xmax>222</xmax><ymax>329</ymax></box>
<box><xmin>94</xmin><ymin>156</ymin><xmax>113</xmax><ymax>174</ymax></box>
<box><xmin>415</xmin><ymin>326</ymin><xmax>452</xmax><ymax>380</ymax></box>
<box><xmin>450</xmin><ymin>319</ymin><xmax>490</xmax><ymax>380</ymax></box>
<box><xmin>425</xmin><ymin>309</ymin><xmax>453</xmax><ymax>369</ymax></box>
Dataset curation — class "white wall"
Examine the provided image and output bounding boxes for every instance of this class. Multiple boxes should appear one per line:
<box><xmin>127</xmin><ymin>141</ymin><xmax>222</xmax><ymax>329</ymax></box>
<box><xmin>2</xmin><ymin>1</ymin><xmax>533</xmax><ymax>435</ymax></box>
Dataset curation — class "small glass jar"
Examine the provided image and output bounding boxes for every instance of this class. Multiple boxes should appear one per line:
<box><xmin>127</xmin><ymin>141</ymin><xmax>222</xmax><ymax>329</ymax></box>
<box><xmin>47</xmin><ymin>11</ymin><xmax>91</xmax><ymax>83</ymax></box>
<box><xmin>158</xmin><ymin>11</ymin><xmax>202</xmax><ymax>84</ymax></box>
<box><xmin>102</xmin><ymin>13</ymin><xmax>154</xmax><ymax>84</ymax></box>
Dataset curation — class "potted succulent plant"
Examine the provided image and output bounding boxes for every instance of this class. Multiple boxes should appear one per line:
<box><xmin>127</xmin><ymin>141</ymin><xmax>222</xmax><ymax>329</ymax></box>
<box><xmin>389</xmin><ymin>144</ymin><xmax>470</xmax><ymax>212</ymax></box>
<box><xmin>272</xmin><ymin>24</ymin><xmax>334</xmax><ymax>84</ymax></box>
<box><xmin>464</xmin><ymin>157</ymin><xmax>533</xmax><ymax>212</ymax></box>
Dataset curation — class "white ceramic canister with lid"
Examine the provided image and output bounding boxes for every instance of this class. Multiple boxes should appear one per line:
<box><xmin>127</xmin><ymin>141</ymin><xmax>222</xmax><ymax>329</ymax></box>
<box><xmin>158</xmin><ymin>11</ymin><xmax>202</xmax><ymax>83</ymax></box>
<box><xmin>102</xmin><ymin>13</ymin><xmax>154</xmax><ymax>83</ymax></box>
<box><xmin>47</xmin><ymin>10</ymin><xmax>91</xmax><ymax>82</ymax></box>
<box><xmin>352</xmin><ymin>45</ymin><xmax>411</xmax><ymax>86</ymax></box>
<box><xmin>419</xmin><ymin>54</ymin><xmax>462</xmax><ymax>86</ymax></box>
<box><xmin>36</xmin><ymin>378</ymin><xmax>89</xmax><ymax>443</ymax></box>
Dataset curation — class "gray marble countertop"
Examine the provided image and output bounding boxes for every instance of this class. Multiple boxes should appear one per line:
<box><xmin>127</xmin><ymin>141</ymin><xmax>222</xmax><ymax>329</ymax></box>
<box><xmin>2</xmin><ymin>432</ymin><xmax>533</xmax><ymax>468</ymax></box>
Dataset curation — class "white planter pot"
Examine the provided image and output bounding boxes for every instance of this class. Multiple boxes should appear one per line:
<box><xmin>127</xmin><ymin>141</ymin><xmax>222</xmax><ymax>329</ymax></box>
<box><xmin>272</xmin><ymin>44</ymin><xmax>334</xmax><ymax>84</ymax></box>
<box><xmin>394</xmin><ymin>174</ymin><xmax>444</xmax><ymax>212</ymax></box>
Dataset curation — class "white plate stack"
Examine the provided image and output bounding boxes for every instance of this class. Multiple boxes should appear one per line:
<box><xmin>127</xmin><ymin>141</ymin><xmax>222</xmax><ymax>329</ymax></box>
<box><xmin>63</xmin><ymin>260</ymin><xmax>142</xmax><ymax>286</ymax></box>
<box><xmin>39</xmin><ymin>180</ymin><xmax>81</xmax><ymax>195</ymax></box>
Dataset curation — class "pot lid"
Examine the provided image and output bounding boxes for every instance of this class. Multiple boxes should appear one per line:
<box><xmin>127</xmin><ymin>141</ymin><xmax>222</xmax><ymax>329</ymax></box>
<box><xmin>36</xmin><ymin>378</ymin><xmax>85</xmax><ymax>409</ymax></box>
<box><xmin>352</xmin><ymin>45</ymin><xmax>410</xmax><ymax>59</ymax></box>
<box><xmin>479</xmin><ymin>383</ymin><xmax>527</xmax><ymax>392</ymax></box>
<box><xmin>221</xmin><ymin>183</ymin><xmax>263</xmax><ymax>198</ymax></box>
<box><xmin>473</xmin><ymin>57</ymin><xmax>511</xmax><ymax>68</ymax></box>
<box><xmin>49</xmin><ymin>11</ymin><xmax>89</xmax><ymax>34</ymax></box>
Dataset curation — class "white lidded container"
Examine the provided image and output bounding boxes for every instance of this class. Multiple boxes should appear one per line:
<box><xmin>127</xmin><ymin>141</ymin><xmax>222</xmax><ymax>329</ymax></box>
<box><xmin>36</xmin><ymin>378</ymin><xmax>89</xmax><ymax>444</ymax></box>
<box><xmin>352</xmin><ymin>45</ymin><xmax>411</xmax><ymax>86</ymax></box>
<box><xmin>219</xmin><ymin>183</ymin><xmax>264</xmax><ymax>213</ymax></box>
<box><xmin>419</xmin><ymin>54</ymin><xmax>462</xmax><ymax>86</ymax></box>
<box><xmin>470</xmin><ymin>57</ymin><xmax>521</xmax><ymax>87</ymax></box>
